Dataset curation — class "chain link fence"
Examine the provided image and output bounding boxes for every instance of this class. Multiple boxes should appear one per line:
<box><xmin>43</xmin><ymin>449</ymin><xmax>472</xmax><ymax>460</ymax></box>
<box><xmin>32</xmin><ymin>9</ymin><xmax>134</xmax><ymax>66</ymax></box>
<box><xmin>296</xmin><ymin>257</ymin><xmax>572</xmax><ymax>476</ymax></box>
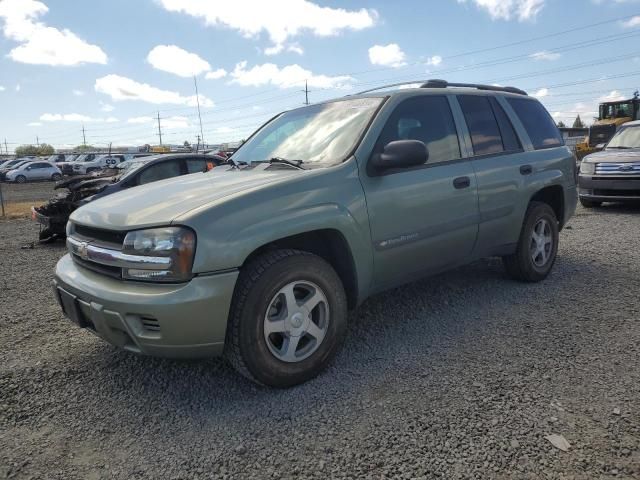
<box><xmin>0</xmin><ymin>180</ymin><xmax>57</xmax><ymax>219</ymax></box>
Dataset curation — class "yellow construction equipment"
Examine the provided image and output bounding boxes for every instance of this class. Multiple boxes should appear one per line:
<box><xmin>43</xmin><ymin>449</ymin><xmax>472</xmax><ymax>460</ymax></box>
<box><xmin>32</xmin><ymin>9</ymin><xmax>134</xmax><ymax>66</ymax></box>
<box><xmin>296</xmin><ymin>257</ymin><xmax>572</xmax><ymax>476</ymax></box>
<box><xmin>576</xmin><ymin>93</ymin><xmax>640</xmax><ymax>159</ymax></box>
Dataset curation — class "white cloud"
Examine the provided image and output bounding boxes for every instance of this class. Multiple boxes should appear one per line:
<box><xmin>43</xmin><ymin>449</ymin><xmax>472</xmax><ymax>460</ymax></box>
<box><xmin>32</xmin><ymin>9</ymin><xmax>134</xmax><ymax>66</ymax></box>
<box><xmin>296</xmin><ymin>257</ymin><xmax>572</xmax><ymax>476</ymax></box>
<box><xmin>426</xmin><ymin>55</ymin><xmax>442</xmax><ymax>67</ymax></box>
<box><xmin>230</xmin><ymin>61</ymin><xmax>353</xmax><ymax>89</ymax></box>
<box><xmin>0</xmin><ymin>85</ymin><xmax>5</xmax><ymax>91</ymax></box>
<box><xmin>27</xmin><ymin>122</ymin><xmax>42</xmax><ymax>127</ymax></box>
<box><xmin>264</xmin><ymin>43</ymin><xmax>305</xmax><ymax>56</ymax></box>
<box><xmin>457</xmin><ymin>0</ymin><xmax>544</xmax><ymax>21</ymax></box>
<box><xmin>127</xmin><ymin>116</ymin><xmax>154</xmax><ymax>124</ymax></box>
<box><xmin>205</xmin><ymin>68</ymin><xmax>228</xmax><ymax>80</ymax></box>
<box><xmin>157</xmin><ymin>0</ymin><xmax>376</xmax><ymax>52</ymax></box>
<box><xmin>368</xmin><ymin>43</ymin><xmax>407</xmax><ymax>68</ymax></box>
<box><xmin>0</xmin><ymin>0</ymin><xmax>107</xmax><ymax>66</ymax></box>
<box><xmin>99</xmin><ymin>102</ymin><xmax>115</xmax><ymax>112</ymax></box>
<box><xmin>534</xmin><ymin>88</ymin><xmax>549</xmax><ymax>98</ymax></box>
<box><xmin>621</xmin><ymin>16</ymin><xmax>640</xmax><ymax>28</ymax></box>
<box><xmin>530</xmin><ymin>50</ymin><xmax>561</xmax><ymax>61</ymax></box>
<box><xmin>147</xmin><ymin>45</ymin><xmax>211</xmax><ymax>77</ymax></box>
<box><xmin>72</xmin><ymin>89</ymin><xmax>85</xmax><ymax>96</ymax></box>
<box><xmin>95</xmin><ymin>74</ymin><xmax>214</xmax><ymax>107</ymax></box>
<box><xmin>40</xmin><ymin>113</ymin><xmax>118</xmax><ymax>123</ymax></box>
<box><xmin>599</xmin><ymin>90</ymin><xmax>627</xmax><ymax>102</ymax></box>
<box><xmin>15</xmin><ymin>84</ymin><xmax>21</xmax><ymax>92</ymax></box>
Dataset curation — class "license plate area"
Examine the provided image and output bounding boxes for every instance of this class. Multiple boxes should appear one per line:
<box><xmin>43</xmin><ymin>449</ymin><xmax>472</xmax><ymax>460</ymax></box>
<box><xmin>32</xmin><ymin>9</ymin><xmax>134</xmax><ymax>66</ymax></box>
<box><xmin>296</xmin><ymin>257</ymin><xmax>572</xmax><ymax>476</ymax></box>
<box><xmin>57</xmin><ymin>288</ymin><xmax>87</xmax><ymax>328</ymax></box>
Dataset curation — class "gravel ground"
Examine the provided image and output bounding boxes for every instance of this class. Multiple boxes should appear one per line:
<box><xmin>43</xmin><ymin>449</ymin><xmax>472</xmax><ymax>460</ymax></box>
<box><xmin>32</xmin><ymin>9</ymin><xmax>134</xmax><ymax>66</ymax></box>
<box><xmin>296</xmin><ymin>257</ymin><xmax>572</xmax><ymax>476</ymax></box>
<box><xmin>0</xmin><ymin>181</ymin><xmax>57</xmax><ymax>205</ymax></box>
<box><xmin>1</xmin><ymin>205</ymin><xmax>639</xmax><ymax>480</ymax></box>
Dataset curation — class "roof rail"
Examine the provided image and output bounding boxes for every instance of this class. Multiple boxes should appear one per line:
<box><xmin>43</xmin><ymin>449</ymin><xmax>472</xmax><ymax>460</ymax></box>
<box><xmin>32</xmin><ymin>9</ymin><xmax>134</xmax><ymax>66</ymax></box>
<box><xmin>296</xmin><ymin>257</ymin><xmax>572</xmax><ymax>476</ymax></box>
<box><xmin>421</xmin><ymin>79</ymin><xmax>527</xmax><ymax>96</ymax></box>
<box><xmin>352</xmin><ymin>79</ymin><xmax>527</xmax><ymax>96</ymax></box>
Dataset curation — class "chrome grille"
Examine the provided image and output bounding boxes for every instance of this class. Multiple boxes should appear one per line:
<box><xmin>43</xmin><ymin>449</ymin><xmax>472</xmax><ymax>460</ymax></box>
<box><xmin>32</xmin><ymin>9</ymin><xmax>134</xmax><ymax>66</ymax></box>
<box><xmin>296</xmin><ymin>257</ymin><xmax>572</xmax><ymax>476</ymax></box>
<box><xmin>595</xmin><ymin>162</ymin><xmax>640</xmax><ymax>175</ymax></box>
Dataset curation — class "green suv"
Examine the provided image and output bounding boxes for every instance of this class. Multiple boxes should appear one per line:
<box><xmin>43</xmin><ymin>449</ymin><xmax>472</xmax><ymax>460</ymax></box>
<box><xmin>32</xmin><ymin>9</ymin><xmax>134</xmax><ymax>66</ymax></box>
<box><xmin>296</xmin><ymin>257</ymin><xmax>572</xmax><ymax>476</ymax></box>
<box><xmin>54</xmin><ymin>80</ymin><xmax>577</xmax><ymax>387</ymax></box>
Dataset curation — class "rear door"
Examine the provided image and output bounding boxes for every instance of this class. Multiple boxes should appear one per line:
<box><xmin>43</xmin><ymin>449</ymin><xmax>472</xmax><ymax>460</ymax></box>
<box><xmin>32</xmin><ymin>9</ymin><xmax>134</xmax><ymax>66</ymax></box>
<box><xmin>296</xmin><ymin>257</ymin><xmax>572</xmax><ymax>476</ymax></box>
<box><xmin>360</xmin><ymin>95</ymin><xmax>480</xmax><ymax>290</ymax></box>
<box><xmin>454</xmin><ymin>94</ymin><xmax>531</xmax><ymax>255</ymax></box>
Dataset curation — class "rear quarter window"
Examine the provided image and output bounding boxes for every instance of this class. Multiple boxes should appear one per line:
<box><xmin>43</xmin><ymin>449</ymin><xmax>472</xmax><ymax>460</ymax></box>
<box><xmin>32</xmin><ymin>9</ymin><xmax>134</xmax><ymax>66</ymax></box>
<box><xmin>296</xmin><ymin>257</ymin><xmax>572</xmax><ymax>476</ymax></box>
<box><xmin>507</xmin><ymin>98</ymin><xmax>563</xmax><ymax>150</ymax></box>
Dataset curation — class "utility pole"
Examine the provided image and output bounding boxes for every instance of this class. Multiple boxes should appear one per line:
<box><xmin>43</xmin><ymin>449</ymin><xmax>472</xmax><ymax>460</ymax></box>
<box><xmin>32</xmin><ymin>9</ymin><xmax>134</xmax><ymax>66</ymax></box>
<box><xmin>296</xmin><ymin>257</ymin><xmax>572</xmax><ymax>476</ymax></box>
<box><xmin>82</xmin><ymin>125</ymin><xmax>86</xmax><ymax>147</ymax></box>
<box><xmin>36</xmin><ymin>135</ymin><xmax>39</xmax><ymax>147</ymax></box>
<box><xmin>195</xmin><ymin>134</ymin><xmax>201</xmax><ymax>153</ymax></box>
<box><xmin>156</xmin><ymin>111</ymin><xmax>163</xmax><ymax>146</ymax></box>
<box><xmin>3</xmin><ymin>138</ymin><xmax>8</xmax><ymax>155</ymax></box>
<box><xmin>301</xmin><ymin>80</ymin><xmax>310</xmax><ymax>105</ymax></box>
<box><xmin>194</xmin><ymin>76</ymin><xmax>205</xmax><ymax>148</ymax></box>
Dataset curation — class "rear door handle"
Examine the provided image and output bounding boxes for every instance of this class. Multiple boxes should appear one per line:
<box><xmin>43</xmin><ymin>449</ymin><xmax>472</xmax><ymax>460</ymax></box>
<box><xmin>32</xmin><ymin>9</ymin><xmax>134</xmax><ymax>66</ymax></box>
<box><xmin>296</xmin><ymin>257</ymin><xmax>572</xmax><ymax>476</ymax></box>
<box><xmin>520</xmin><ymin>165</ymin><xmax>533</xmax><ymax>175</ymax></box>
<box><xmin>453</xmin><ymin>176</ymin><xmax>471</xmax><ymax>189</ymax></box>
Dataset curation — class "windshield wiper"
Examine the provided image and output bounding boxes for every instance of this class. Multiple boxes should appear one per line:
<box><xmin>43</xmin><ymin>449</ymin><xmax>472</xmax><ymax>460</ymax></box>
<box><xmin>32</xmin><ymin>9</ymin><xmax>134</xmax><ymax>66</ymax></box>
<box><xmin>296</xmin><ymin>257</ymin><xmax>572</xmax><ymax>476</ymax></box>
<box><xmin>607</xmin><ymin>146</ymin><xmax>632</xmax><ymax>149</ymax></box>
<box><xmin>265</xmin><ymin>157</ymin><xmax>306</xmax><ymax>170</ymax></box>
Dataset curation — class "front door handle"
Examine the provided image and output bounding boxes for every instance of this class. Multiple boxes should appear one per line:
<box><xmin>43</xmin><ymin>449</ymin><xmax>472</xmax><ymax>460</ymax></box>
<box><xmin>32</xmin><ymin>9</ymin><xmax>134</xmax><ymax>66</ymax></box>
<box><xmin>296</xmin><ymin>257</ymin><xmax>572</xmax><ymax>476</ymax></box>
<box><xmin>520</xmin><ymin>165</ymin><xmax>533</xmax><ymax>175</ymax></box>
<box><xmin>453</xmin><ymin>176</ymin><xmax>471</xmax><ymax>189</ymax></box>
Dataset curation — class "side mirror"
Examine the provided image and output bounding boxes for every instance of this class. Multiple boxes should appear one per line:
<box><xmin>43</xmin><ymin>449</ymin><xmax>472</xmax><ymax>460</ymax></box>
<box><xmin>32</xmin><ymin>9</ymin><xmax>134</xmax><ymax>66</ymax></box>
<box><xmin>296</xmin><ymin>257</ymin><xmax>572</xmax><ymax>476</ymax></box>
<box><xmin>26</xmin><ymin>166</ymin><xmax>31</xmax><ymax>170</ymax></box>
<box><xmin>371</xmin><ymin>140</ymin><xmax>428</xmax><ymax>171</ymax></box>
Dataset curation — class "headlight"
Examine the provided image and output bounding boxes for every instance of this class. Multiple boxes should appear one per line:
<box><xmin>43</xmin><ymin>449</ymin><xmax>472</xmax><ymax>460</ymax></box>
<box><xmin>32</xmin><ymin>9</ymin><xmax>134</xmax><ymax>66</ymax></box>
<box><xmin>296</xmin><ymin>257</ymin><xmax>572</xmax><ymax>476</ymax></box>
<box><xmin>122</xmin><ymin>226</ymin><xmax>196</xmax><ymax>282</ymax></box>
<box><xmin>579</xmin><ymin>162</ymin><xmax>595</xmax><ymax>175</ymax></box>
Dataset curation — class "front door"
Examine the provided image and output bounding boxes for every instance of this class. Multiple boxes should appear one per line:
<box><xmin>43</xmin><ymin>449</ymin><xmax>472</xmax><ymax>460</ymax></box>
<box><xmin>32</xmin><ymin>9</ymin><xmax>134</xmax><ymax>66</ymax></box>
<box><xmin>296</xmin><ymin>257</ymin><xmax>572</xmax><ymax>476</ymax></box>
<box><xmin>360</xmin><ymin>95</ymin><xmax>480</xmax><ymax>290</ymax></box>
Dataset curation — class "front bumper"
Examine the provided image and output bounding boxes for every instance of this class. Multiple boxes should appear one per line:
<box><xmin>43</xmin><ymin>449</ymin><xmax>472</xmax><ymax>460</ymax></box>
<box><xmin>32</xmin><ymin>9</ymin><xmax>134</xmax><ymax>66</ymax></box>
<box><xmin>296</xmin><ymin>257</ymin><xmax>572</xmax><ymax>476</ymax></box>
<box><xmin>54</xmin><ymin>253</ymin><xmax>238</xmax><ymax>358</ymax></box>
<box><xmin>578</xmin><ymin>175</ymin><xmax>640</xmax><ymax>202</ymax></box>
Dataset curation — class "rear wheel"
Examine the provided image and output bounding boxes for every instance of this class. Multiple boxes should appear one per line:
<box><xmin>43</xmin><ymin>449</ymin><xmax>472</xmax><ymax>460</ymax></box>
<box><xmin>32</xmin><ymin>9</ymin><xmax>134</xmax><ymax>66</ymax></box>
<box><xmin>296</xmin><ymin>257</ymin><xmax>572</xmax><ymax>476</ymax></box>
<box><xmin>225</xmin><ymin>249</ymin><xmax>348</xmax><ymax>387</ymax></box>
<box><xmin>51</xmin><ymin>173</ymin><xmax>62</xmax><ymax>181</ymax></box>
<box><xmin>503</xmin><ymin>201</ymin><xmax>559</xmax><ymax>282</ymax></box>
<box><xmin>15</xmin><ymin>175</ymin><xmax>26</xmax><ymax>184</ymax></box>
<box><xmin>579</xmin><ymin>198</ymin><xmax>601</xmax><ymax>208</ymax></box>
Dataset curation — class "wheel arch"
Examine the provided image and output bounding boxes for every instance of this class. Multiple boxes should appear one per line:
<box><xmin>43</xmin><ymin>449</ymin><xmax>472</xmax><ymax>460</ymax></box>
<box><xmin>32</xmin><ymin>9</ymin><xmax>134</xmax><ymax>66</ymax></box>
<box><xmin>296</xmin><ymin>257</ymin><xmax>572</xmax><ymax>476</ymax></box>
<box><xmin>242</xmin><ymin>229</ymin><xmax>360</xmax><ymax>309</ymax></box>
<box><xmin>529</xmin><ymin>185</ymin><xmax>565</xmax><ymax>228</ymax></box>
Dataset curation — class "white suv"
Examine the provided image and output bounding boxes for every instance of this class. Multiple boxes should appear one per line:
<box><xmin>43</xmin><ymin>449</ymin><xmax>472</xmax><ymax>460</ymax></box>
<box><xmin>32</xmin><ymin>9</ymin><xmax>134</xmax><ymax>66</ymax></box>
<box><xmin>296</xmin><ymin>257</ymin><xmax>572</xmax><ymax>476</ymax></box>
<box><xmin>72</xmin><ymin>154</ymin><xmax>126</xmax><ymax>175</ymax></box>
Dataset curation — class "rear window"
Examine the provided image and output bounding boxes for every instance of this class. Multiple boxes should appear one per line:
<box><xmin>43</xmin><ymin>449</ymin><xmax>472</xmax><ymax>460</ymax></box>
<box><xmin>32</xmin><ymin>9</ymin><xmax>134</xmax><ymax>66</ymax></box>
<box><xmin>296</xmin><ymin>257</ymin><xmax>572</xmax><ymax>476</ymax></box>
<box><xmin>507</xmin><ymin>98</ymin><xmax>563</xmax><ymax>150</ymax></box>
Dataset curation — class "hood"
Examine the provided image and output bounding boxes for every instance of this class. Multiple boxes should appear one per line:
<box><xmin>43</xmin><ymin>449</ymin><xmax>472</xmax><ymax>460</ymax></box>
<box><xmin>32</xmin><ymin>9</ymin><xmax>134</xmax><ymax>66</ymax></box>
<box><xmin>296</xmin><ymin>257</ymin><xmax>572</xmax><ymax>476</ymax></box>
<box><xmin>583</xmin><ymin>148</ymin><xmax>640</xmax><ymax>163</ymax></box>
<box><xmin>70</xmin><ymin>166</ymin><xmax>300</xmax><ymax>230</ymax></box>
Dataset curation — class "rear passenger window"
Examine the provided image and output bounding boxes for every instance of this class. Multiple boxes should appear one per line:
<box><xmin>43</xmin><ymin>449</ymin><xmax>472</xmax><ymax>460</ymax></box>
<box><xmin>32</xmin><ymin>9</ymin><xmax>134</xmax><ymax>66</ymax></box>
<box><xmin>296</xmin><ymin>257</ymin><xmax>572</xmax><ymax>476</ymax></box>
<box><xmin>186</xmin><ymin>158</ymin><xmax>207</xmax><ymax>173</ymax></box>
<box><xmin>458</xmin><ymin>95</ymin><xmax>503</xmax><ymax>156</ymax></box>
<box><xmin>507</xmin><ymin>98</ymin><xmax>563</xmax><ymax>149</ymax></box>
<box><xmin>489</xmin><ymin>97</ymin><xmax>521</xmax><ymax>152</ymax></box>
<box><xmin>376</xmin><ymin>96</ymin><xmax>460</xmax><ymax>164</ymax></box>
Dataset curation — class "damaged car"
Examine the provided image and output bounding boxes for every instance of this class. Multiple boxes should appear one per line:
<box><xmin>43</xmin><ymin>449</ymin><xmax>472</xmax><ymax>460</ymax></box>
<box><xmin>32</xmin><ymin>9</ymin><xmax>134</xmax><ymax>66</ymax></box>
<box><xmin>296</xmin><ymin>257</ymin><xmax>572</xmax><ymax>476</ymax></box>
<box><xmin>33</xmin><ymin>153</ymin><xmax>226</xmax><ymax>241</ymax></box>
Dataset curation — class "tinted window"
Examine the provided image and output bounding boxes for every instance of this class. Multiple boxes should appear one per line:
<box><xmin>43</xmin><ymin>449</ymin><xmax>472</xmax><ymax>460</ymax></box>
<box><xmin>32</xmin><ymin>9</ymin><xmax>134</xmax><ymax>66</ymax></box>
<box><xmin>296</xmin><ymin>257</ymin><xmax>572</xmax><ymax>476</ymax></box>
<box><xmin>507</xmin><ymin>98</ymin><xmax>563</xmax><ymax>149</ymax></box>
<box><xmin>137</xmin><ymin>161</ymin><xmax>181</xmax><ymax>185</ymax></box>
<box><xmin>489</xmin><ymin>97</ymin><xmax>521</xmax><ymax>152</ymax></box>
<box><xmin>376</xmin><ymin>96</ymin><xmax>460</xmax><ymax>164</ymax></box>
<box><xmin>186</xmin><ymin>158</ymin><xmax>207</xmax><ymax>174</ymax></box>
<box><xmin>31</xmin><ymin>163</ymin><xmax>50</xmax><ymax>169</ymax></box>
<box><xmin>458</xmin><ymin>95</ymin><xmax>503</xmax><ymax>156</ymax></box>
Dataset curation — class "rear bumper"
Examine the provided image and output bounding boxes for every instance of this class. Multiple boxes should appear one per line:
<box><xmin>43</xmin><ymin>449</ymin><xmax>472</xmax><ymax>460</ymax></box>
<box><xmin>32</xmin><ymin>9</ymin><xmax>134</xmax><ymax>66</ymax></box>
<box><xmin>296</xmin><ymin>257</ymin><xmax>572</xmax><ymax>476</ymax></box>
<box><xmin>54</xmin><ymin>253</ymin><xmax>238</xmax><ymax>358</ymax></box>
<box><xmin>578</xmin><ymin>175</ymin><xmax>640</xmax><ymax>202</ymax></box>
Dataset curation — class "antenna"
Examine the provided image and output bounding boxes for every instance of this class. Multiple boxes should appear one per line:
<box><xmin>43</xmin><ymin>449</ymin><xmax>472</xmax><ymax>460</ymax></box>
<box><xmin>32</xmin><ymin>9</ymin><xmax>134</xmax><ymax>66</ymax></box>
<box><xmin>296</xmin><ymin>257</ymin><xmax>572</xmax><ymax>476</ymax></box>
<box><xmin>194</xmin><ymin>76</ymin><xmax>205</xmax><ymax>148</ymax></box>
<box><xmin>301</xmin><ymin>80</ymin><xmax>311</xmax><ymax>105</ymax></box>
<box><xmin>156</xmin><ymin>111</ymin><xmax>163</xmax><ymax>146</ymax></box>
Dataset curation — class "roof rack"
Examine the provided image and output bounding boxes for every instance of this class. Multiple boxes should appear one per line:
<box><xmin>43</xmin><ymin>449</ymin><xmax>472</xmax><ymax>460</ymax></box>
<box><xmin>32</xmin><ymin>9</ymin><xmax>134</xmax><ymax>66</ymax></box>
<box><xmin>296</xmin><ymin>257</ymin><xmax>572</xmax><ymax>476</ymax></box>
<box><xmin>353</xmin><ymin>79</ymin><xmax>527</xmax><ymax>96</ymax></box>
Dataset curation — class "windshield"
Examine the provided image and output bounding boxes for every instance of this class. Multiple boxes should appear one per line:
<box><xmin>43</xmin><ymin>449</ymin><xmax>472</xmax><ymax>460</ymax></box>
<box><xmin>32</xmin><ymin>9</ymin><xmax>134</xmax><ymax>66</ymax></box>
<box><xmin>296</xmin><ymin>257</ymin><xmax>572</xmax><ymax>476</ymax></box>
<box><xmin>607</xmin><ymin>125</ymin><xmax>640</xmax><ymax>148</ymax></box>
<box><xmin>231</xmin><ymin>97</ymin><xmax>383</xmax><ymax>167</ymax></box>
<box><xmin>600</xmin><ymin>102</ymin><xmax>634</xmax><ymax>120</ymax></box>
<box><xmin>116</xmin><ymin>159</ymin><xmax>153</xmax><ymax>179</ymax></box>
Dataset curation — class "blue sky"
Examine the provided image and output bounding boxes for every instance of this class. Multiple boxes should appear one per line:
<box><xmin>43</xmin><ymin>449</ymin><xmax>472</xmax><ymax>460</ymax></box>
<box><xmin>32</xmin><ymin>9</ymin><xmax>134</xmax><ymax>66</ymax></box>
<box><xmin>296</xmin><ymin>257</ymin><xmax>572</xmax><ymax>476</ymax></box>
<box><xmin>1</xmin><ymin>0</ymin><xmax>640</xmax><ymax>151</ymax></box>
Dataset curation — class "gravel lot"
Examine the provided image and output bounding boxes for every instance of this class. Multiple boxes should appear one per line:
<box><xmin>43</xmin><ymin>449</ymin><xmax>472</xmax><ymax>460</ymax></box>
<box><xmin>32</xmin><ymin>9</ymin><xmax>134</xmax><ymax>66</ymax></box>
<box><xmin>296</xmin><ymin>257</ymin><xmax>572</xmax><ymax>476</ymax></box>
<box><xmin>1</xmin><ymin>205</ymin><xmax>639</xmax><ymax>479</ymax></box>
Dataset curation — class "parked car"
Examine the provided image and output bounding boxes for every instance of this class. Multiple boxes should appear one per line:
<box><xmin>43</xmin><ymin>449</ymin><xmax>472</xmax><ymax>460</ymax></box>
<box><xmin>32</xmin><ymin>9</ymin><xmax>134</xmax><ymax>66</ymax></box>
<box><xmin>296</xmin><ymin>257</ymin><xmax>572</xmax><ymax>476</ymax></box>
<box><xmin>5</xmin><ymin>161</ymin><xmax>62</xmax><ymax>183</ymax></box>
<box><xmin>46</xmin><ymin>153</ymin><xmax>76</xmax><ymax>164</ymax></box>
<box><xmin>0</xmin><ymin>158</ymin><xmax>34</xmax><ymax>181</ymax></box>
<box><xmin>54</xmin><ymin>80</ymin><xmax>576</xmax><ymax>387</ymax></box>
<box><xmin>578</xmin><ymin>119</ymin><xmax>640</xmax><ymax>207</ymax></box>
<box><xmin>58</xmin><ymin>153</ymin><xmax>98</xmax><ymax>175</ymax></box>
<box><xmin>33</xmin><ymin>153</ymin><xmax>226</xmax><ymax>241</ymax></box>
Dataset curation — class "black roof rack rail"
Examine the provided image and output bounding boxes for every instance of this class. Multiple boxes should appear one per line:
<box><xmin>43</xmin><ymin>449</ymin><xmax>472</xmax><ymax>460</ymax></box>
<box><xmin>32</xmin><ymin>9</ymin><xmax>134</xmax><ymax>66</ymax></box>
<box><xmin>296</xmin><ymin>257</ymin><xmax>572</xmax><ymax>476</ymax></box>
<box><xmin>421</xmin><ymin>79</ymin><xmax>527</xmax><ymax>96</ymax></box>
<box><xmin>352</xmin><ymin>79</ymin><xmax>527</xmax><ymax>96</ymax></box>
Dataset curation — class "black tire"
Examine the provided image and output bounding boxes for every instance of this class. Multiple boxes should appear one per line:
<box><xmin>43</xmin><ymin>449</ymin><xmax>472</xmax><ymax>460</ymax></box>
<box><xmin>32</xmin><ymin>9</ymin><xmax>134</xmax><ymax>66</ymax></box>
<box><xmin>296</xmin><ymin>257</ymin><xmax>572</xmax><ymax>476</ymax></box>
<box><xmin>579</xmin><ymin>198</ymin><xmax>601</xmax><ymax>208</ymax></box>
<box><xmin>51</xmin><ymin>173</ymin><xmax>62</xmax><ymax>181</ymax></box>
<box><xmin>15</xmin><ymin>175</ymin><xmax>26</xmax><ymax>184</ymax></box>
<box><xmin>502</xmin><ymin>201</ymin><xmax>559</xmax><ymax>283</ymax></box>
<box><xmin>225</xmin><ymin>249</ymin><xmax>348</xmax><ymax>388</ymax></box>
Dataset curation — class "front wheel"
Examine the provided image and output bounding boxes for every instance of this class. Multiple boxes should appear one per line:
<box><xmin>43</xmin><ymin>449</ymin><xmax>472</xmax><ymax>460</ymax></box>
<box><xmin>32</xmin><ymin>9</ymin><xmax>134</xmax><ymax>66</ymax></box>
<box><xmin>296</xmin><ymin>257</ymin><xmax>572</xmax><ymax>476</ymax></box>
<box><xmin>225</xmin><ymin>249</ymin><xmax>348</xmax><ymax>387</ymax></box>
<box><xmin>503</xmin><ymin>201</ymin><xmax>559</xmax><ymax>282</ymax></box>
<box><xmin>15</xmin><ymin>175</ymin><xmax>26</xmax><ymax>184</ymax></box>
<box><xmin>51</xmin><ymin>173</ymin><xmax>62</xmax><ymax>181</ymax></box>
<box><xmin>579</xmin><ymin>198</ymin><xmax>601</xmax><ymax>208</ymax></box>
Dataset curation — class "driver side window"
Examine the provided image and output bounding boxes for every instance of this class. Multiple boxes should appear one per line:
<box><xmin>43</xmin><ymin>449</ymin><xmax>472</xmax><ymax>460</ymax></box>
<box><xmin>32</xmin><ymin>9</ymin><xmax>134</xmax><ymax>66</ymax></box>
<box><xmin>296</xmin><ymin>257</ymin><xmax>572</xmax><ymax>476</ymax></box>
<box><xmin>376</xmin><ymin>96</ymin><xmax>461</xmax><ymax>164</ymax></box>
